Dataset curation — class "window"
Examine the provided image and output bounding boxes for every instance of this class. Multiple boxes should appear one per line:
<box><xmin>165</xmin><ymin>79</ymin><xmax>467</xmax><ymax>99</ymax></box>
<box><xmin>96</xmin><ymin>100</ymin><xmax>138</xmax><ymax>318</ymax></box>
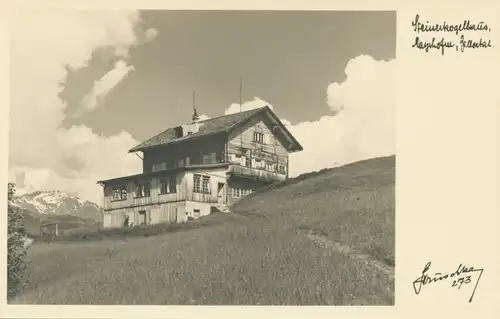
<box><xmin>135</xmin><ymin>184</ymin><xmax>141</xmax><ymax>198</ymax></box>
<box><xmin>202</xmin><ymin>152</ymin><xmax>216</xmax><ymax>165</ymax></box>
<box><xmin>278</xmin><ymin>165</ymin><xmax>286</xmax><ymax>174</ymax></box>
<box><xmin>159</xmin><ymin>177</ymin><xmax>176</xmax><ymax>194</ymax></box>
<box><xmin>193</xmin><ymin>174</ymin><xmax>202</xmax><ymax>193</ymax></box>
<box><xmin>144</xmin><ymin>183</ymin><xmax>151</xmax><ymax>197</ymax></box>
<box><xmin>177</xmin><ymin>157</ymin><xmax>189</xmax><ymax>167</ymax></box>
<box><xmin>111</xmin><ymin>186</ymin><xmax>127</xmax><ymax>201</ymax></box>
<box><xmin>193</xmin><ymin>174</ymin><xmax>201</xmax><ymax>193</ymax></box>
<box><xmin>135</xmin><ymin>182</ymin><xmax>151</xmax><ymax>198</ymax></box>
<box><xmin>232</xmin><ymin>188</ymin><xmax>253</xmax><ymax>198</ymax></box>
<box><xmin>202</xmin><ymin>176</ymin><xmax>211</xmax><ymax>194</ymax></box>
<box><xmin>152</xmin><ymin>162</ymin><xmax>167</xmax><ymax>172</ymax></box>
<box><xmin>254</xmin><ymin>158</ymin><xmax>264</xmax><ymax>169</ymax></box>
<box><xmin>253</xmin><ymin>132</ymin><xmax>264</xmax><ymax>144</ymax></box>
<box><xmin>194</xmin><ymin>174</ymin><xmax>210</xmax><ymax>194</ymax></box>
<box><xmin>265</xmin><ymin>162</ymin><xmax>274</xmax><ymax>172</ymax></box>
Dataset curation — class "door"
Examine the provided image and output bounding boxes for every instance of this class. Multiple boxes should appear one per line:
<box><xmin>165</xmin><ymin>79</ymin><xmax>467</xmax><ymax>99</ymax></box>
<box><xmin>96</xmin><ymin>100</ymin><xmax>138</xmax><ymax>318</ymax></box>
<box><xmin>150</xmin><ymin>208</ymin><xmax>160</xmax><ymax>224</ymax></box>
<box><xmin>193</xmin><ymin>209</ymin><xmax>201</xmax><ymax>219</ymax></box>
<box><xmin>126</xmin><ymin>211</ymin><xmax>135</xmax><ymax>227</ymax></box>
<box><xmin>138</xmin><ymin>210</ymin><xmax>147</xmax><ymax>225</ymax></box>
<box><xmin>168</xmin><ymin>207</ymin><xmax>177</xmax><ymax>223</ymax></box>
<box><xmin>104</xmin><ymin>214</ymin><xmax>112</xmax><ymax>227</ymax></box>
<box><xmin>217</xmin><ymin>182</ymin><xmax>226</xmax><ymax>204</ymax></box>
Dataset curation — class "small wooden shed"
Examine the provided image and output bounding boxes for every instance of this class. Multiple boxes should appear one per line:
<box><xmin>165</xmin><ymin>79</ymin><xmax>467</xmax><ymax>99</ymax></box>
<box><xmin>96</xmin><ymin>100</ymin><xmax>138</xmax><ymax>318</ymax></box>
<box><xmin>40</xmin><ymin>222</ymin><xmax>59</xmax><ymax>236</ymax></box>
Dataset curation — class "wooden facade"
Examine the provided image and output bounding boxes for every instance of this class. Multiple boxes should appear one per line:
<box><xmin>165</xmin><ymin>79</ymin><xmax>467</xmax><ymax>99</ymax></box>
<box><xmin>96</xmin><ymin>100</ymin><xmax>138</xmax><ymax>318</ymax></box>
<box><xmin>102</xmin><ymin>171</ymin><xmax>186</xmax><ymax>211</ymax></box>
<box><xmin>143</xmin><ymin>135</ymin><xmax>227</xmax><ymax>174</ymax></box>
<box><xmin>227</xmin><ymin>114</ymin><xmax>290</xmax><ymax>177</ymax></box>
<box><xmin>98</xmin><ymin>106</ymin><xmax>302</xmax><ymax>228</ymax></box>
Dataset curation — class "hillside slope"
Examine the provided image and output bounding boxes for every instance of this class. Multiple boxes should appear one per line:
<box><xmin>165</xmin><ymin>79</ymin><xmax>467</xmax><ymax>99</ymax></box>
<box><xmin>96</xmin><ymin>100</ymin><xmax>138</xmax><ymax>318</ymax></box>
<box><xmin>236</xmin><ymin>155</ymin><xmax>395</xmax><ymax>265</ymax></box>
<box><xmin>12</xmin><ymin>156</ymin><xmax>395</xmax><ymax>305</ymax></box>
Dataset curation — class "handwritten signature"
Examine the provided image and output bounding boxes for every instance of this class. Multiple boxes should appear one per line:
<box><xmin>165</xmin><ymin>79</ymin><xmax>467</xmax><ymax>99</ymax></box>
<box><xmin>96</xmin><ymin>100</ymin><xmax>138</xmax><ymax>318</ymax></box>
<box><xmin>413</xmin><ymin>262</ymin><xmax>484</xmax><ymax>302</ymax></box>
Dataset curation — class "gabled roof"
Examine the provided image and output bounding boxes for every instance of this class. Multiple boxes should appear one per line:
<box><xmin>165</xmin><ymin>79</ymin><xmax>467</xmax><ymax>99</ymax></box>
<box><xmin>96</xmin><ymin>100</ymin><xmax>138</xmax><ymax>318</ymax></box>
<box><xmin>129</xmin><ymin>106</ymin><xmax>303</xmax><ymax>153</ymax></box>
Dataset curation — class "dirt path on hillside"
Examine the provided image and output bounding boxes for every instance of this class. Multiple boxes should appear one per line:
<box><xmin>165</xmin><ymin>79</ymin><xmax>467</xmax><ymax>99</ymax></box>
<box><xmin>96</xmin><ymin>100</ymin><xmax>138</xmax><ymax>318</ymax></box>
<box><xmin>305</xmin><ymin>230</ymin><xmax>395</xmax><ymax>279</ymax></box>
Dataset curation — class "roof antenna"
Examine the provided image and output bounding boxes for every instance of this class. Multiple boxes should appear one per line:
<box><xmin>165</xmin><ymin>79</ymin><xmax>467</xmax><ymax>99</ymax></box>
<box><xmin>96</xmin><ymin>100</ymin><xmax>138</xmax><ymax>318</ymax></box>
<box><xmin>192</xmin><ymin>90</ymin><xmax>199</xmax><ymax>122</ymax></box>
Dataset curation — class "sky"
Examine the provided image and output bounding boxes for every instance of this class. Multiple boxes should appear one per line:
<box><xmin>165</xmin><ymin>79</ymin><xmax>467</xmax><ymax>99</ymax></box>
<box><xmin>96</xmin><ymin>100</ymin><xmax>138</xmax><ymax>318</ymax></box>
<box><xmin>8</xmin><ymin>10</ymin><xmax>396</xmax><ymax>203</ymax></box>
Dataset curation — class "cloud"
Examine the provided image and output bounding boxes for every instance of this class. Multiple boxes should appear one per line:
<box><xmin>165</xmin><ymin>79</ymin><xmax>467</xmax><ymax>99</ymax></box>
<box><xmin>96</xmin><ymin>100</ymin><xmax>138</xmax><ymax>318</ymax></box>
<box><xmin>80</xmin><ymin>60</ymin><xmax>135</xmax><ymax>112</ymax></box>
<box><xmin>8</xmin><ymin>11</ymin><xmax>156</xmax><ymax>203</ymax></box>
<box><xmin>224</xmin><ymin>55</ymin><xmax>395</xmax><ymax>177</ymax></box>
<box><xmin>145</xmin><ymin>28</ymin><xmax>159</xmax><ymax>42</ymax></box>
<box><xmin>224</xmin><ymin>97</ymin><xmax>272</xmax><ymax>115</ymax></box>
<box><xmin>289</xmin><ymin>55</ymin><xmax>395</xmax><ymax>176</ymax></box>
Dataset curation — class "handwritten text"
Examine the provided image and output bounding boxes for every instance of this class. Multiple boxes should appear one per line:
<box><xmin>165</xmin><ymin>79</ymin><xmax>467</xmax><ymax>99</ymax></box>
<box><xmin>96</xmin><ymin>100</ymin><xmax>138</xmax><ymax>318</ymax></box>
<box><xmin>411</xmin><ymin>14</ymin><xmax>494</xmax><ymax>55</ymax></box>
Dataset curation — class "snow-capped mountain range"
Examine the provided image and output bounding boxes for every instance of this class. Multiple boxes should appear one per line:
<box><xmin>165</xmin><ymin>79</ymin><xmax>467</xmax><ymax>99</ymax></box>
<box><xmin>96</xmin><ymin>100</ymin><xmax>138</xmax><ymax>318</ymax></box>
<box><xmin>11</xmin><ymin>190</ymin><xmax>102</xmax><ymax>221</ymax></box>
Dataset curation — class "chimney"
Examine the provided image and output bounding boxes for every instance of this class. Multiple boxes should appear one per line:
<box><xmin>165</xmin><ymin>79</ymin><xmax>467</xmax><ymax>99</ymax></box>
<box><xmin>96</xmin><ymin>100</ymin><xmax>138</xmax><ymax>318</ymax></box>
<box><xmin>180</xmin><ymin>91</ymin><xmax>200</xmax><ymax>136</ymax></box>
<box><xmin>181</xmin><ymin>108</ymin><xmax>201</xmax><ymax>136</ymax></box>
<box><xmin>192</xmin><ymin>107</ymin><xmax>200</xmax><ymax>122</ymax></box>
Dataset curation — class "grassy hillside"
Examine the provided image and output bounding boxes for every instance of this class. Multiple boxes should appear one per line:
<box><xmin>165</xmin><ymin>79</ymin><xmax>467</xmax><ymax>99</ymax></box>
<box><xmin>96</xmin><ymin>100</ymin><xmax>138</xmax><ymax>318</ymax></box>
<box><xmin>11</xmin><ymin>155</ymin><xmax>395</xmax><ymax>305</ymax></box>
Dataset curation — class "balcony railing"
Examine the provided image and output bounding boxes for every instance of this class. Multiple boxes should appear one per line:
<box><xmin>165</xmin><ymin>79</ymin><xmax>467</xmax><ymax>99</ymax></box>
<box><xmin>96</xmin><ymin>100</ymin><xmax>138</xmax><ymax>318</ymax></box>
<box><xmin>228</xmin><ymin>165</ymin><xmax>286</xmax><ymax>183</ymax></box>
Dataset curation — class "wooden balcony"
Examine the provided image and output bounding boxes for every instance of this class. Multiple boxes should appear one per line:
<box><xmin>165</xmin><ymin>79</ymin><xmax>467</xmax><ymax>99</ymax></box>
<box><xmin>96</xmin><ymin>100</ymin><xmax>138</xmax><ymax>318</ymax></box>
<box><xmin>227</xmin><ymin>165</ymin><xmax>286</xmax><ymax>183</ymax></box>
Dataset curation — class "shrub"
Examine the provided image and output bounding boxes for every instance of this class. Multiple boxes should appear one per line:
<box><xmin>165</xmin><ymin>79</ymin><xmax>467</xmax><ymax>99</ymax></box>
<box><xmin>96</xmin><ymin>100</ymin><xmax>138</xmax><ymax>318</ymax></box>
<box><xmin>7</xmin><ymin>182</ymin><xmax>28</xmax><ymax>298</ymax></box>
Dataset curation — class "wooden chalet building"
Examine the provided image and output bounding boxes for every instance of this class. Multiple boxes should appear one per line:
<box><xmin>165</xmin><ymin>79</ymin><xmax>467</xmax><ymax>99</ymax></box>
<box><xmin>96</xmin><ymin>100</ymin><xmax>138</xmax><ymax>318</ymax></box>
<box><xmin>97</xmin><ymin>106</ymin><xmax>303</xmax><ymax>228</ymax></box>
